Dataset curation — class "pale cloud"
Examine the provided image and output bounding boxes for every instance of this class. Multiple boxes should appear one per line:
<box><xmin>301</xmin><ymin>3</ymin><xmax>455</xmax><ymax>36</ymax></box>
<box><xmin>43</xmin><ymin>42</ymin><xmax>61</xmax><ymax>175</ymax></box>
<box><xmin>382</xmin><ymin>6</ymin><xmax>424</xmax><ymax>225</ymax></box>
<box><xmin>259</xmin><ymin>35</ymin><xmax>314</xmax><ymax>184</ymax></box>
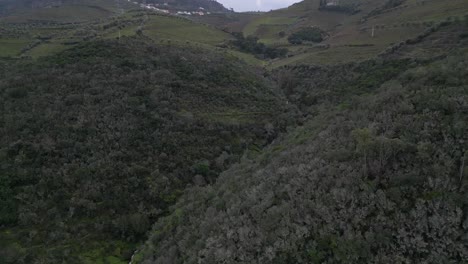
<box><xmin>218</xmin><ymin>0</ymin><xmax>301</xmax><ymax>12</ymax></box>
<box><xmin>256</xmin><ymin>0</ymin><xmax>262</xmax><ymax>9</ymax></box>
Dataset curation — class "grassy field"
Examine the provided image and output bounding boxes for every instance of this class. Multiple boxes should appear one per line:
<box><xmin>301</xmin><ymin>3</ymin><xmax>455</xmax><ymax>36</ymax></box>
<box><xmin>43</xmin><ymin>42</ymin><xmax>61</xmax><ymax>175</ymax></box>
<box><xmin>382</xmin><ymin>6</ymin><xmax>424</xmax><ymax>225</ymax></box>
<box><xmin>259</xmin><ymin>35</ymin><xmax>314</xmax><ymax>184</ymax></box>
<box><xmin>26</xmin><ymin>42</ymin><xmax>68</xmax><ymax>58</ymax></box>
<box><xmin>269</xmin><ymin>45</ymin><xmax>384</xmax><ymax>68</ymax></box>
<box><xmin>0</xmin><ymin>11</ymin><xmax>264</xmax><ymax>67</ymax></box>
<box><xmin>243</xmin><ymin>16</ymin><xmax>298</xmax><ymax>37</ymax></box>
<box><xmin>0</xmin><ymin>0</ymin><xmax>140</xmax><ymax>58</ymax></box>
<box><xmin>0</xmin><ymin>38</ymin><xmax>30</xmax><ymax>57</ymax></box>
<box><xmin>102</xmin><ymin>25</ymin><xmax>139</xmax><ymax>39</ymax></box>
<box><xmin>190</xmin><ymin>12</ymin><xmax>261</xmax><ymax>31</ymax></box>
<box><xmin>148</xmin><ymin>37</ymin><xmax>265</xmax><ymax>67</ymax></box>
<box><xmin>226</xmin><ymin>49</ymin><xmax>266</xmax><ymax>67</ymax></box>
<box><xmin>143</xmin><ymin>15</ymin><xmax>233</xmax><ymax>45</ymax></box>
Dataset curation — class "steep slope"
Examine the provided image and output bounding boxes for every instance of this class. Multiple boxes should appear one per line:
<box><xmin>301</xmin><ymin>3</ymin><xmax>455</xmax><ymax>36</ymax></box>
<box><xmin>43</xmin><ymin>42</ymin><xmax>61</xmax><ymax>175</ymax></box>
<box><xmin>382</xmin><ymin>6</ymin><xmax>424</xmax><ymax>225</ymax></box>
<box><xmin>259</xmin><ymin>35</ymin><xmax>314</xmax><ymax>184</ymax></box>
<box><xmin>277</xmin><ymin>22</ymin><xmax>468</xmax><ymax>115</ymax></box>
<box><xmin>381</xmin><ymin>22</ymin><xmax>468</xmax><ymax>60</ymax></box>
<box><xmin>191</xmin><ymin>12</ymin><xmax>262</xmax><ymax>33</ymax></box>
<box><xmin>238</xmin><ymin>0</ymin><xmax>468</xmax><ymax>67</ymax></box>
<box><xmin>0</xmin><ymin>37</ymin><xmax>294</xmax><ymax>263</ymax></box>
<box><xmin>135</xmin><ymin>27</ymin><xmax>468</xmax><ymax>263</ymax></box>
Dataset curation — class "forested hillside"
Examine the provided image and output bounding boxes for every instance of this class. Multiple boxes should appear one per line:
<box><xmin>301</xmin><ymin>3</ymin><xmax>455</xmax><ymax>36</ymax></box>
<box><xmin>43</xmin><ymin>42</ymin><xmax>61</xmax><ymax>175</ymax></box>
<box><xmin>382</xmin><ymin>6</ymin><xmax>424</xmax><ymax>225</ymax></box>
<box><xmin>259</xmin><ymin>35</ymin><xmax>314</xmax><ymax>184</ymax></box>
<box><xmin>0</xmin><ymin>37</ymin><xmax>293</xmax><ymax>263</ymax></box>
<box><xmin>135</xmin><ymin>36</ymin><xmax>468</xmax><ymax>264</ymax></box>
<box><xmin>0</xmin><ymin>0</ymin><xmax>467</xmax><ymax>263</ymax></box>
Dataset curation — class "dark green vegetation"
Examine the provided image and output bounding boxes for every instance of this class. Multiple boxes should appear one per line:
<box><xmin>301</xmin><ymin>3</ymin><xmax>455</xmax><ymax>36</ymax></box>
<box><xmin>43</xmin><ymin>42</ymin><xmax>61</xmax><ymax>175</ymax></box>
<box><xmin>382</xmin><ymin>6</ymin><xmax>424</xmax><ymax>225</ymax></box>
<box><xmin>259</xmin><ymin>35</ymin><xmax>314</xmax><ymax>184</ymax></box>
<box><xmin>1</xmin><ymin>0</ymin><xmax>468</xmax><ymax>263</ymax></box>
<box><xmin>230</xmin><ymin>32</ymin><xmax>288</xmax><ymax>59</ymax></box>
<box><xmin>287</xmin><ymin>27</ymin><xmax>324</xmax><ymax>44</ymax></box>
<box><xmin>0</xmin><ymin>37</ymin><xmax>293</xmax><ymax>263</ymax></box>
<box><xmin>136</xmin><ymin>27</ymin><xmax>468</xmax><ymax>263</ymax></box>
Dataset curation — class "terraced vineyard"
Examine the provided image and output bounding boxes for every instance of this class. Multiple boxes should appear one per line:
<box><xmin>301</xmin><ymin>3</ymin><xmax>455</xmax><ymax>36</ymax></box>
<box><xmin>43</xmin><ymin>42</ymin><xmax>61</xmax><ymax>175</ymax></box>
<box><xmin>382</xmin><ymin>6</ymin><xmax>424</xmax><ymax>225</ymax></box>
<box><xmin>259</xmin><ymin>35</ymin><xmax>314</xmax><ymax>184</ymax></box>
<box><xmin>194</xmin><ymin>0</ymin><xmax>468</xmax><ymax>67</ymax></box>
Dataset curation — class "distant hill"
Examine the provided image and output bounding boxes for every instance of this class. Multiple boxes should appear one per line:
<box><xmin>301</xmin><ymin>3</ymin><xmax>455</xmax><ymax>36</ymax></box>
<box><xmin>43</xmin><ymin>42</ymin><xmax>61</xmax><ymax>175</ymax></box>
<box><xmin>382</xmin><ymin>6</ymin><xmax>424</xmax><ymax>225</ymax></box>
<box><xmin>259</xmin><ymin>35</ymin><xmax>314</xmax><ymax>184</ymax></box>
<box><xmin>0</xmin><ymin>0</ymin><xmax>133</xmax><ymax>21</ymax></box>
<box><xmin>0</xmin><ymin>0</ymin><xmax>68</xmax><ymax>10</ymax></box>
<box><xmin>0</xmin><ymin>0</ymin><xmax>229</xmax><ymax>22</ymax></box>
<box><xmin>138</xmin><ymin>0</ymin><xmax>229</xmax><ymax>12</ymax></box>
<box><xmin>0</xmin><ymin>0</ymin><xmax>101</xmax><ymax>14</ymax></box>
<box><xmin>225</xmin><ymin>0</ymin><xmax>468</xmax><ymax>67</ymax></box>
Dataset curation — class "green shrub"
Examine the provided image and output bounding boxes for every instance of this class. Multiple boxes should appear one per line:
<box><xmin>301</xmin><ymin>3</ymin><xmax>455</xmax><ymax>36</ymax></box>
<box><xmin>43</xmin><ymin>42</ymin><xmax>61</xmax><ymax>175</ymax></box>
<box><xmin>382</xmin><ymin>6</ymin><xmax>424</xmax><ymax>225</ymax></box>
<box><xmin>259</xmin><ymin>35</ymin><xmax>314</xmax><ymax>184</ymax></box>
<box><xmin>288</xmin><ymin>27</ymin><xmax>324</xmax><ymax>44</ymax></box>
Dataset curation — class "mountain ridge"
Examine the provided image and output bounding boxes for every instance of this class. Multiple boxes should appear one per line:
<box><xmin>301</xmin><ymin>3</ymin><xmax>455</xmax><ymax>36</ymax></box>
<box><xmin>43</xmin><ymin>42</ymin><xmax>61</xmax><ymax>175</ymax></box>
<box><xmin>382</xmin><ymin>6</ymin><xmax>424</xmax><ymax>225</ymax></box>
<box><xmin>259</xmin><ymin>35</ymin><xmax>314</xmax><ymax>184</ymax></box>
<box><xmin>138</xmin><ymin>0</ymin><xmax>229</xmax><ymax>12</ymax></box>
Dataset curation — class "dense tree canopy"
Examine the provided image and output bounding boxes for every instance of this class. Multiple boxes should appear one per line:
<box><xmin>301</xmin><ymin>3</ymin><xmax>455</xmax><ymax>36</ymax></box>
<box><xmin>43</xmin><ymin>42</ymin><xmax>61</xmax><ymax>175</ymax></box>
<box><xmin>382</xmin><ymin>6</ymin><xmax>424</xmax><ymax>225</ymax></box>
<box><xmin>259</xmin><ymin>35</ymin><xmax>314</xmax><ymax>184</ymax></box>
<box><xmin>1</xmin><ymin>6</ymin><xmax>467</xmax><ymax>264</ymax></box>
<box><xmin>288</xmin><ymin>27</ymin><xmax>324</xmax><ymax>45</ymax></box>
<box><xmin>135</xmin><ymin>52</ymin><xmax>468</xmax><ymax>264</ymax></box>
<box><xmin>0</xmin><ymin>37</ymin><xmax>294</xmax><ymax>263</ymax></box>
<box><xmin>231</xmin><ymin>32</ymin><xmax>288</xmax><ymax>59</ymax></box>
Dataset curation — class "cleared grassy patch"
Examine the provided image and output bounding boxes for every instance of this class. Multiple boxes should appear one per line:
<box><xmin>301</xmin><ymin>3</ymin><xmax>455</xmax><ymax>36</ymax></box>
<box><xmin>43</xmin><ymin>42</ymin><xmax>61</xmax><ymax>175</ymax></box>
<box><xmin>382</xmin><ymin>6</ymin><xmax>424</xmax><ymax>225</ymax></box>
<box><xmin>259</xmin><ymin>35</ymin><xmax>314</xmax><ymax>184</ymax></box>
<box><xmin>79</xmin><ymin>240</ymin><xmax>134</xmax><ymax>264</ymax></box>
<box><xmin>268</xmin><ymin>45</ymin><xmax>383</xmax><ymax>68</ymax></box>
<box><xmin>103</xmin><ymin>25</ymin><xmax>139</xmax><ymax>39</ymax></box>
<box><xmin>243</xmin><ymin>15</ymin><xmax>297</xmax><ymax>37</ymax></box>
<box><xmin>143</xmin><ymin>37</ymin><xmax>264</xmax><ymax>67</ymax></box>
<box><xmin>144</xmin><ymin>15</ymin><xmax>233</xmax><ymax>45</ymax></box>
<box><xmin>26</xmin><ymin>42</ymin><xmax>68</xmax><ymax>58</ymax></box>
<box><xmin>254</xmin><ymin>24</ymin><xmax>289</xmax><ymax>44</ymax></box>
<box><xmin>226</xmin><ymin>50</ymin><xmax>266</xmax><ymax>67</ymax></box>
<box><xmin>0</xmin><ymin>38</ymin><xmax>30</xmax><ymax>57</ymax></box>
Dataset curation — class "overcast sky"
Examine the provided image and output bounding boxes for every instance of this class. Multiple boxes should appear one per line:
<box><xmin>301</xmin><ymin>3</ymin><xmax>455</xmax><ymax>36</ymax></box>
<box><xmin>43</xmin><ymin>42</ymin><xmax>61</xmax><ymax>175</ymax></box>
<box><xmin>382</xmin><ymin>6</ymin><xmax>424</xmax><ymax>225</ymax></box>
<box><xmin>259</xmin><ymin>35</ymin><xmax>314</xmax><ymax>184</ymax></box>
<box><xmin>217</xmin><ymin>0</ymin><xmax>302</xmax><ymax>12</ymax></box>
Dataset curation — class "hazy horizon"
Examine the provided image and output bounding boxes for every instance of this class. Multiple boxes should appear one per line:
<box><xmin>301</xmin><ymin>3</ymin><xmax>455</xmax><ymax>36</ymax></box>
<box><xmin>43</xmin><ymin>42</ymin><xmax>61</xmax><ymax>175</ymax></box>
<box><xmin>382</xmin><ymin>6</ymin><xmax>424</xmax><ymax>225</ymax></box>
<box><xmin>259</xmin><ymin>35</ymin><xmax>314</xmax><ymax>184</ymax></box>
<box><xmin>217</xmin><ymin>0</ymin><xmax>301</xmax><ymax>12</ymax></box>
